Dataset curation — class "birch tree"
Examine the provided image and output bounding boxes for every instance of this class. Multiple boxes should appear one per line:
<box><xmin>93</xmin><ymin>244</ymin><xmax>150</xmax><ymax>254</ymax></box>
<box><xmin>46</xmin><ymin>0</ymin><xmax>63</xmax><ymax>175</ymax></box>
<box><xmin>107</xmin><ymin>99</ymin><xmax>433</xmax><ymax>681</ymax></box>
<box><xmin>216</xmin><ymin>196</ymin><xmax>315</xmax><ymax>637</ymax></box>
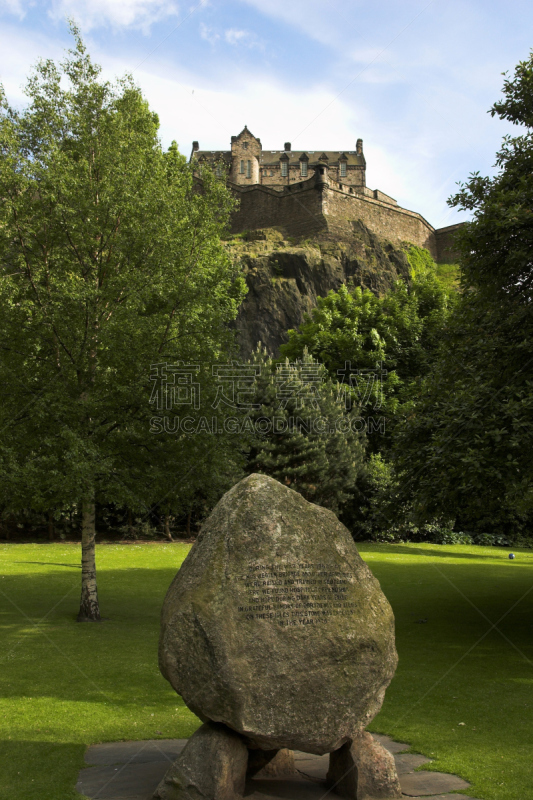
<box><xmin>0</xmin><ymin>27</ymin><xmax>245</xmax><ymax>619</ymax></box>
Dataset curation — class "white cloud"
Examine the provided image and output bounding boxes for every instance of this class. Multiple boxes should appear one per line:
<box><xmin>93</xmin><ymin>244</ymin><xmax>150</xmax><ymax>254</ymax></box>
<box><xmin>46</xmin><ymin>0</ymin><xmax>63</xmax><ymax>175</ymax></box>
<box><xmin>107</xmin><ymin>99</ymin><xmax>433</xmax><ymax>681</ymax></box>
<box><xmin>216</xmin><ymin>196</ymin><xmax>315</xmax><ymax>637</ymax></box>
<box><xmin>200</xmin><ymin>25</ymin><xmax>261</xmax><ymax>49</ymax></box>
<box><xmin>224</xmin><ymin>28</ymin><xmax>248</xmax><ymax>45</ymax></box>
<box><xmin>47</xmin><ymin>0</ymin><xmax>180</xmax><ymax>33</ymax></box>
<box><xmin>0</xmin><ymin>11</ymin><xmax>484</xmax><ymax>228</ymax></box>
<box><xmin>0</xmin><ymin>0</ymin><xmax>28</xmax><ymax>18</ymax></box>
<box><xmin>199</xmin><ymin>22</ymin><xmax>219</xmax><ymax>45</ymax></box>
<box><xmin>0</xmin><ymin>24</ymin><xmax>64</xmax><ymax>107</ymax></box>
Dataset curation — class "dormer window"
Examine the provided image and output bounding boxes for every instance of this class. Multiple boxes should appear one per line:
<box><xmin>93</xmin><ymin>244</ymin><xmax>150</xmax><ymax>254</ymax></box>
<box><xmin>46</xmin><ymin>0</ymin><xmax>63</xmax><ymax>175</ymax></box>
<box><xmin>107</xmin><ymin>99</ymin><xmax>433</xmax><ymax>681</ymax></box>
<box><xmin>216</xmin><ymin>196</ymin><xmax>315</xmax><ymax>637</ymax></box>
<box><xmin>300</xmin><ymin>161</ymin><xmax>308</xmax><ymax>177</ymax></box>
<box><xmin>340</xmin><ymin>161</ymin><xmax>347</xmax><ymax>178</ymax></box>
<box><xmin>281</xmin><ymin>160</ymin><xmax>288</xmax><ymax>177</ymax></box>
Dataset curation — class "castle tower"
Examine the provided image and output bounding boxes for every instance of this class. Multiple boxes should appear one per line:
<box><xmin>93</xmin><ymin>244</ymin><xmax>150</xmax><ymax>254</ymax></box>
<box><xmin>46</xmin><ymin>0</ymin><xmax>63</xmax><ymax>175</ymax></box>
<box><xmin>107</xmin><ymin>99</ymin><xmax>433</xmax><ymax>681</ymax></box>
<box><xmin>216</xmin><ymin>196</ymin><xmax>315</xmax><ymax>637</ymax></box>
<box><xmin>229</xmin><ymin>126</ymin><xmax>262</xmax><ymax>185</ymax></box>
<box><xmin>314</xmin><ymin>154</ymin><xmax>330</xmax><ymax>188</ymax></box>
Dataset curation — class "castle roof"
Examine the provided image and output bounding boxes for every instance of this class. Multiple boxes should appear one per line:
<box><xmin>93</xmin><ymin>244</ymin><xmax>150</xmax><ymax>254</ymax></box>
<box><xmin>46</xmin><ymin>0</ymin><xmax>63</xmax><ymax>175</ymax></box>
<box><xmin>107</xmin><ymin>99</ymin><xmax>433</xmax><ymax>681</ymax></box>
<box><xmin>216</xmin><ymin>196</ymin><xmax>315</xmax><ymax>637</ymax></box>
<box><xmin>259</xmin><ymin>151</ymin><xmax>364</xmax><ymax>166</ymax></box>
<box><xmin>195</xmin><ymin>151</ymin><xmax>233</xmax><ymax>165</ymax></box>
<box><xmin>193</xmin><ymin>150</ymin><xmax>365</xmax><ymax>166</ymax></box>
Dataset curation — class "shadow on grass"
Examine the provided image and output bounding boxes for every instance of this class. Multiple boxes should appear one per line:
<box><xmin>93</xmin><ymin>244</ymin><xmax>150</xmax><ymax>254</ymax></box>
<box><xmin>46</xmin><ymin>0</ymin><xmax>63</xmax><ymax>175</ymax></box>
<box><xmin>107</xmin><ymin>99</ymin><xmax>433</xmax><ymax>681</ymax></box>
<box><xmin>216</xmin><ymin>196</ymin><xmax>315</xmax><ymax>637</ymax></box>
<box><xmin>10</xmin><ymin>561</ymin><xmax>82</xmax><ymax>569</ymax></box>
<box><xmin>360</xmin><ymin>543</ymin><xmax>531</xmax><ymax>561</ymax></box>
<box><xmin>0</xmin><ymin>740</ymin><xmax>85</xmax><ymax>800</ymax></box>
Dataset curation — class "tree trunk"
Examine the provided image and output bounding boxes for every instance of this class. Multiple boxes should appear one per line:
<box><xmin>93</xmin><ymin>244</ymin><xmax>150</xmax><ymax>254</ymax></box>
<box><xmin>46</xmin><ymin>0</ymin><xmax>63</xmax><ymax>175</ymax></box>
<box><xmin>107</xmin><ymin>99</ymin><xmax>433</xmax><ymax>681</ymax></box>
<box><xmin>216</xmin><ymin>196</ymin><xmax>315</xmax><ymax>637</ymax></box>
<box><xmin>78</xmin><ymin>496</ymin><xmax>101</xmax><ymax>622</ymax></box>
<box><xmin>128</xmin><ymin>508</ymin><xmax>134</xmax><ymax>538</ymax></box>
<box><xmin>164</xmin><ymin>514</ymin><xmax>173</xmax><ymax>542</ymax></box>
<box><xmin>48</xmin><ymin>511</ymin><xmax>55</xmax><ymax>542</ymax></box>
<box><xmin>186</xmin><ymin>509</ymin><xmax>192</xmax><ymax>538</ymax></box>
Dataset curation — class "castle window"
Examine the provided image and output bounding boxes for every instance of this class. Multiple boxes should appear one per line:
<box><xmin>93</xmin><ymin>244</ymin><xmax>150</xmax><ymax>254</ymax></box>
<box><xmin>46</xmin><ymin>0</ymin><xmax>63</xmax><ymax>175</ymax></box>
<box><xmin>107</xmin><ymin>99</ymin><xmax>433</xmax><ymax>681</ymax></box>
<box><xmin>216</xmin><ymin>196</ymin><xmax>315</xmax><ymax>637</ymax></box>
<box><xmin>240</xmin><ymin>160</ymin><xmax>244</xmax><ymax>174</ymax></box>
<box><xmin>269</xmin><ymin>170</ymin><xmax>273</xmax><ymax>176</ymax></box>
<box><xmin>216</xmin><ymin>165</ymin><xmax>222</xmax><ymax>177</ymax></box>
<box><xmin>300</xmin><ymin>161</ymin><xmax>308</xmax><ymax>177</ymax></box>
<box><xmin>246</xmin><ymin>160</ymin><xmax>251</xmax><ymax>178</ymax></box>
<box><xmin>340</xmin><ymin>162</ymin><xmax>347</xmax><ymax>177</ymax></box>
<box><xmin>281</xmin><ymin>161</ymin><xmax>288</xmax><ymax>177</ymax></box>
<box><xmin>243</xmin><ymin>141</ymin><xmax>248</xmax><ymax>149</ymax></box>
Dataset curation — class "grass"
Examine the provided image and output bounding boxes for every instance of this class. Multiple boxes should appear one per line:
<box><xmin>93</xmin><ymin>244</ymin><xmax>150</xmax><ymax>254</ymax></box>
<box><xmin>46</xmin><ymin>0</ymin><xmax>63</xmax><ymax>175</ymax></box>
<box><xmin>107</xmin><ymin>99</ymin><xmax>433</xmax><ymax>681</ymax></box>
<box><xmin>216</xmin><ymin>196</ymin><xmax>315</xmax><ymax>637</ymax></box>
<box><xmin>1</xmin><ymin>541</ymin><xmax>532</xmax><ymax>800</ymax></box>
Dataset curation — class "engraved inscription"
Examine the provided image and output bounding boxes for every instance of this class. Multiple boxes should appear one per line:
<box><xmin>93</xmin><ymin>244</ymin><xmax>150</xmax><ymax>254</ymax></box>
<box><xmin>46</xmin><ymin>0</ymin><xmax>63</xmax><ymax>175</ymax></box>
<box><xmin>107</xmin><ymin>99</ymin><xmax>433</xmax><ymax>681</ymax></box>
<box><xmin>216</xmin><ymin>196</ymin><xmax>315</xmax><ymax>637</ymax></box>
<box><xmin>236</xmin><ymin>562</ymin><xmax>357</xmax><ymax>626</ymax></box>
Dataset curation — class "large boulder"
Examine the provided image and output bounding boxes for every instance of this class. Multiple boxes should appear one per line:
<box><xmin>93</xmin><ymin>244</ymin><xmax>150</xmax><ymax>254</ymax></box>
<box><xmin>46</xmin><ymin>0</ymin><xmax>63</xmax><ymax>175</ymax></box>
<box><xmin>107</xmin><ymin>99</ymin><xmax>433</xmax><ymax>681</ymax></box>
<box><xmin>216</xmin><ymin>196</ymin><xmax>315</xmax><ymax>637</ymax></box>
<box><xmin>159</xmin><ymin>473</ymin><xmax>398</xmax><ymax>755</ymax></box>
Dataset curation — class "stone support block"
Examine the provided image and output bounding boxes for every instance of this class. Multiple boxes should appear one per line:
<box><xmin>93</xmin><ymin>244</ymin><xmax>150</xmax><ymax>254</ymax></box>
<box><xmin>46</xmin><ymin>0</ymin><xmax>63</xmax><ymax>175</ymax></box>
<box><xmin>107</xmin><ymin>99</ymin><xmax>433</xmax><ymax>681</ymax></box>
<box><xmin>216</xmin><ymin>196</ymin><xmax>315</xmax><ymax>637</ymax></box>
<box><xmin>153</xmin><ymin>722</ymin><xmax>248</xmax><ymax>800</ymax></box>
<box><xmin>326</xmin><ymin>732</ymin><xmax>402</xmax><ymax>800</ymax></box>
<box><xmin>247</xmin><ymin>748</ymin><xmax>295</xmax><ymax>778</ymax></box>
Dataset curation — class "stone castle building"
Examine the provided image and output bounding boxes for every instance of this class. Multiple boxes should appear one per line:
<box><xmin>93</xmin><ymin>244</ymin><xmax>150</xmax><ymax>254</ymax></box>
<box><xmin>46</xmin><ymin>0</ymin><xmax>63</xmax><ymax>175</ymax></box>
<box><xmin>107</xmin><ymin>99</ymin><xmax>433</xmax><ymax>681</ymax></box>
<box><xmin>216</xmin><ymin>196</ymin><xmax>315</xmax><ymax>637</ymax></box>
<box><xmin>190</xmin><ymin>126</ymin><xmax>461</xmax><ymax>262</ymax></box>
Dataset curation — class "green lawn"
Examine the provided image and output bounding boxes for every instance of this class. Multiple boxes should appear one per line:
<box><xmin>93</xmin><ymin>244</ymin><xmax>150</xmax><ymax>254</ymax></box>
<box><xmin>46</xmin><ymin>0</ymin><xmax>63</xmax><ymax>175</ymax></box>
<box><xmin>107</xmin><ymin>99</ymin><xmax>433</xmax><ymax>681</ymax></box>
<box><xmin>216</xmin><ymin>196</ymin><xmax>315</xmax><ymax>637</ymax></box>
<box><xmin>0</xmin><ymin>542</ymin><xmax>532</xmax><ymax>800</ymax></box>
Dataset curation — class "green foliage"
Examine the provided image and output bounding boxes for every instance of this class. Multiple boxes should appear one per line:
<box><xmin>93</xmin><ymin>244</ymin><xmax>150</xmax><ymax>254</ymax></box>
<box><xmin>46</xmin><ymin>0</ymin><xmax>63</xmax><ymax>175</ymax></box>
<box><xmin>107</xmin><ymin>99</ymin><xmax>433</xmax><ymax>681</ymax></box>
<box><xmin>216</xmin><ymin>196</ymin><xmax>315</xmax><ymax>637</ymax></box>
<box><xmin>280</xmin><ymin>266</ymin><xmax>456</xmax><ymax>450</ymax></box>
<box><xmin>245</xmin><ymin>347</ymin><xmax>365</xmax><ymax>515</ymax></box>
<box><xmin>405</xmin><ymin>245</ymin><xmax>436</xmax><ymax>280</ymax></box>
<box><xmin>392</xmin><ymin>53</ymin><xmax>533</xmax><ymax>537</ymax></box>
<box><xmin>0</xmin><ymin>27</ymin><xmax>246</xmax><ymax>521</ymax></box>
<box><xmin>406</xmin><ymin>245</ymin><xmax>461</xmax><ymax>292</ymax></box>
<box><xmin>452</xmin><ymin>52</ymin><xmax>533</xmax><ymax>297</ymax></box>
<box><xmin>435</xmin><ymin>262</ymin><xmax>461</xmax><ymax>291</ymax></box>
<box><xmin>420</xmin><ymin>527</ymin><xmax>473</xmax><ymax>545</ymax></box>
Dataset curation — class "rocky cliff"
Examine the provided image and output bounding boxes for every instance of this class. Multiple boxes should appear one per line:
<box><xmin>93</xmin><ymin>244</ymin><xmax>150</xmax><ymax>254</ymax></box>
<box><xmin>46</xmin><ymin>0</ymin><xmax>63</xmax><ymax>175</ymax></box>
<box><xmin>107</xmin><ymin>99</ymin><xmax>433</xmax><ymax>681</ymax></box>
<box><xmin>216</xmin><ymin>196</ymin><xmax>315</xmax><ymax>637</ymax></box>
<box><xmin>226</xmin><ymin>222</ymin><xmax>411</xmax><ymax>357</ymax></box>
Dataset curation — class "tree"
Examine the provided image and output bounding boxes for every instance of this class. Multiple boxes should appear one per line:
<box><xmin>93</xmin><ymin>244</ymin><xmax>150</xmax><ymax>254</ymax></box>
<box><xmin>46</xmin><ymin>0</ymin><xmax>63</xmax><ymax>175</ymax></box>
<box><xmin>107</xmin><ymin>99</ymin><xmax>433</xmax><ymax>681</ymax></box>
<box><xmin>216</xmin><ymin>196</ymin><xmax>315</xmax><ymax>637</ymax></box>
<box><xmin>391</xmin><ymin>52</ymin><xmax>533</xmax><ymax>536</ymax></box>
<box><xmin>0</xmin><ymin>27</ymin><xmax>246</xmax><ymax>619</ymax></box>
<box><xmin>279</xmin><ymin>257</ymin><xmax>455</xmax><ymax>452</ymax></box>
<box><xmin>245</xmin><ymin>348</ymin><xmax>366</xmax><ymax>516</ymax></box>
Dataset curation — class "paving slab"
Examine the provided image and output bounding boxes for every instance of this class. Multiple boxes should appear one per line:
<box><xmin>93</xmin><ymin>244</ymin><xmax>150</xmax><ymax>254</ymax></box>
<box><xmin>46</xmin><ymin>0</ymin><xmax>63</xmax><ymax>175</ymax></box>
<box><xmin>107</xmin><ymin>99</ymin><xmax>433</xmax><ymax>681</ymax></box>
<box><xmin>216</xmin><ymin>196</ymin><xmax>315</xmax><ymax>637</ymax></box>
<box><xmin>400</xmin><ymin>771</ymin><xmax>471</xmax><ymax>796</ymax></box>
<box><xmin>372</xmin><ymin>734</ymin><xmax>411</xmax><ymax>754</ymax></box>
<box><xmin>394</xmin><ymin>753</ymin><xmax>432</xmax><ymax>775</ymax></box>
<box><xmin>76</xmin><ymin>737</ymin><xmax>477</xmax><ymax>800</ymax></box>
<box><xmin>293</xmin><ymin>752</ymin><xmax>329</xmax><ymax>783</ymax></box>
<box><xmin>411</xmin><ymin>796</ymin><xmax>480</xmax><ymax>800</ymax></box>
<box><xmin>244</xmin><ymin>777</ymin><xmax>328</xmax><ymax>800</ymax></box>
<box><xmin>84</xmin><ymin>739</ymin><xmax>186</xmax><ymax>766</ymax></box>
<box><xmin>76</xmin><ymin>761</ymin><xmax>172</xmax><ymax>799</ymax></box>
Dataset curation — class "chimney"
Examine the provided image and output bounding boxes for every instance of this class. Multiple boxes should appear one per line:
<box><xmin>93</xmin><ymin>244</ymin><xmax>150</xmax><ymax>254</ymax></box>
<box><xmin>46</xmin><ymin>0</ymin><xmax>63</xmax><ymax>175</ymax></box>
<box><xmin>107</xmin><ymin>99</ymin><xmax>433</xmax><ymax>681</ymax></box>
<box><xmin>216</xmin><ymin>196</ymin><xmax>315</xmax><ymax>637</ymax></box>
<box><xmin>356</xmin><ymin>139</ymin><xmax>363</xmax><ymax>155</ymax></box>
<box><xmin>192</xmin><ymin>141</ymin><xmax>199</xmax><ymax>151</ymax></box>
<box><xmin>284</xmin><ymin>142</ymin><xmax>291</xmax><ymax>151</ymax></box>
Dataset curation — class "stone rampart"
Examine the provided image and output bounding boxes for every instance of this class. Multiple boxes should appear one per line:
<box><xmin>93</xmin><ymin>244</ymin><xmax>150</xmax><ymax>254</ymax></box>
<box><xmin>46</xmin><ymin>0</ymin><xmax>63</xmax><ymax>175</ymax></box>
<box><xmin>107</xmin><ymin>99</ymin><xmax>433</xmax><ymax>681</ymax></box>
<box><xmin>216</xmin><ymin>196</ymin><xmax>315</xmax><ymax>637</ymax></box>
<box><xmin>322</xmin><ymin>186</ymin><xmax>437</xmax><ymax>257</ymax></box>
<box><xmin>434</xmin><ymin>223</ymin><xmax>464</xmax><ymax>263</ymax></box>
<box><xmin>230</xmin><ymin>180</ymin><xmax>445</xmax><ymax>259</ymax></box>
<box><xmin>230</xmin><ymin>178</ymin><xmax>327</xmax><ymax>239</ymax></box>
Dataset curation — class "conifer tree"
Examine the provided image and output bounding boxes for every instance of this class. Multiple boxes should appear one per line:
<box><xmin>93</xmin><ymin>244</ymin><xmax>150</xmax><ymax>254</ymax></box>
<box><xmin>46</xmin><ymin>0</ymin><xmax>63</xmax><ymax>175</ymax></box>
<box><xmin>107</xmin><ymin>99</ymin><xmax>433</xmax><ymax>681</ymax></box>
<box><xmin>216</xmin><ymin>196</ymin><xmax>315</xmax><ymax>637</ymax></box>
<box><xmin>246</xmin><ymin>348</ymin><xmax>365</xmax><ymax>515</ymax></box>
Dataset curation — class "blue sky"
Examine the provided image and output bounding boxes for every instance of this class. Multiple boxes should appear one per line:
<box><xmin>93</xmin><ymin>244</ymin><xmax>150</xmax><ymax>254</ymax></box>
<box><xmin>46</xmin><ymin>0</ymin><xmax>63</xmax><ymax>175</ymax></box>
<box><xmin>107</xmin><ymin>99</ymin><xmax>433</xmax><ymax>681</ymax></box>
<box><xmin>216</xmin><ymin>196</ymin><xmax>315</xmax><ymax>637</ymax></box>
<box><xmin>1</xmin><ymin>0</ymin><xmax>532</xmax><ymax>228</ymax></box>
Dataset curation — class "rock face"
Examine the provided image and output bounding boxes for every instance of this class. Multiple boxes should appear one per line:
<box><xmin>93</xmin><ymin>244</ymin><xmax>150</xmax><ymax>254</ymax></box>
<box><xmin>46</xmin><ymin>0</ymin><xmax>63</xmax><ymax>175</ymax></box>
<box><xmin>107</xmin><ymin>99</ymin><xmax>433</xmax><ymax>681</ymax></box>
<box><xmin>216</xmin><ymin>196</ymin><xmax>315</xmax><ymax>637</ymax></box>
<box><xmin>159</xmin><ymin>473</ymin><xmax>398</xmax><ymax>755</ymax></box>
<box><xmin>226</xmin><ymin>225</ymin><xmax>410</xmax><ymax>357</ymax></box>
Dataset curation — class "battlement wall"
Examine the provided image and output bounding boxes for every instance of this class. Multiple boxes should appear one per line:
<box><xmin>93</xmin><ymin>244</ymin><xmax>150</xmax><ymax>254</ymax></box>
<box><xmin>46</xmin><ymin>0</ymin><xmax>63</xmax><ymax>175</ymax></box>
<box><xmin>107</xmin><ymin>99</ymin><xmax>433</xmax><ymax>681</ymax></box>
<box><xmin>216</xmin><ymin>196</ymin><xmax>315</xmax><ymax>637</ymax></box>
<box><xmin>322</xmin><ymin>185</ymin><xmax>437</xmax><ymax>257</ymax></box>
<box><xmin>434</xmin><ymin>223</ymin><xmax>464</xmax><ymax>263</ymax></box>
<box><xmin>230</xmin><ymin>178</ymin><xmax>327</xmax><ymax>239</ymax></box>
<box><xmin>231</xmin><ymin>180</ymin><xmax>439</xmax><ymax>258</ymax></box>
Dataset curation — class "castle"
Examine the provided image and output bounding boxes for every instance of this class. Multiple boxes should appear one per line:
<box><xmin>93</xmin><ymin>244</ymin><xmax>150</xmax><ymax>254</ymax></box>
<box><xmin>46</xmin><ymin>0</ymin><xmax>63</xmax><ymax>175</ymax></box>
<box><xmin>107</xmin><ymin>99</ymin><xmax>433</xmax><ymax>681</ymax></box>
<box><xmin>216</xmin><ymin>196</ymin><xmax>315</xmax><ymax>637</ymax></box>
<box><xmin>190</xmin><ymin>126</ymin><xmax>461</xmax><ymax>262</ymax></box>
